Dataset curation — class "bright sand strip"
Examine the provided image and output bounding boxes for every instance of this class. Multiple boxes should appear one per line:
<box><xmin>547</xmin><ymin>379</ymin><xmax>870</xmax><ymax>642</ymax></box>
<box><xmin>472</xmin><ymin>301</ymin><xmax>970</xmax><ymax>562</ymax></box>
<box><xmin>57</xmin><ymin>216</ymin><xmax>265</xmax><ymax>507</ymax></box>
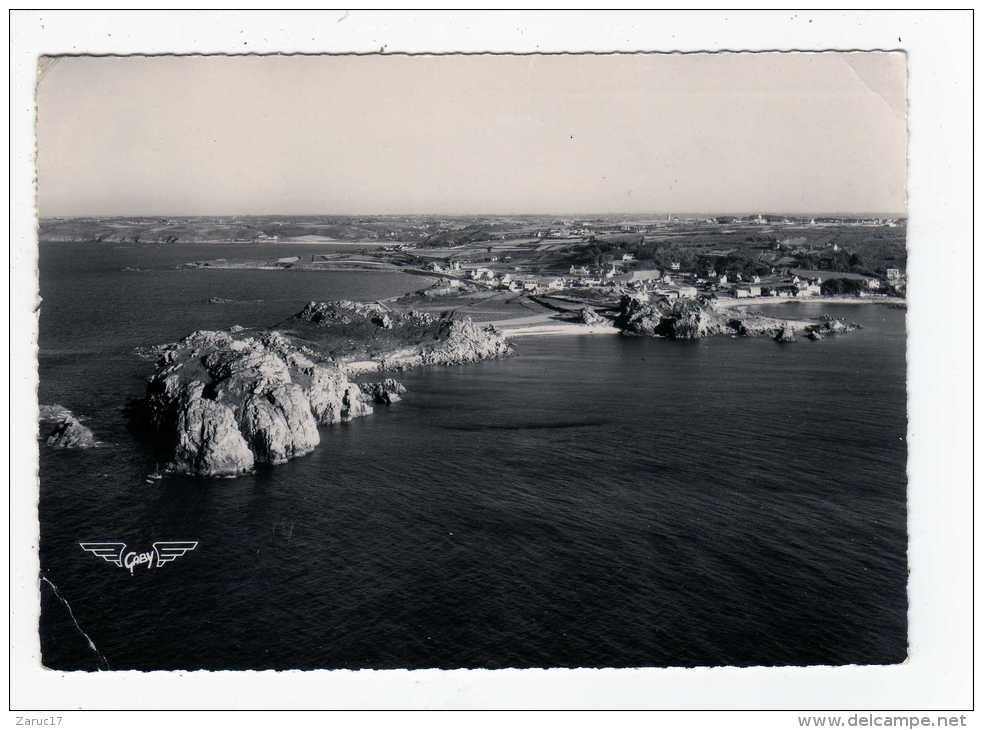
<box><xmin>499</xmin><ymin>322</ymin><xmax>620</xmax><ymax>337</ymax></box>
<box><xmin>716</xmin><ymin>295</ymin><xmax>905</xmax><ymax>309</ymax></box>
<box><xmin>486</xmin><ymin>311</ymin><xmax>620</xmax><ymax>338</ymax></box>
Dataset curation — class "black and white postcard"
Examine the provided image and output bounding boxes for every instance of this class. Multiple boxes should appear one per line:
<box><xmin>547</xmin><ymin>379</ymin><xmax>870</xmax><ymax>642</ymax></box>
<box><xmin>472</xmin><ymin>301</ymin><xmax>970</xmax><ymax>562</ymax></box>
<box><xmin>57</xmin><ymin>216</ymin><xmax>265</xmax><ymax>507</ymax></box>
<box><xmin>8</xmin><ymin>9</ymin><xmax>974</xmax><ymax>719</ymax></box>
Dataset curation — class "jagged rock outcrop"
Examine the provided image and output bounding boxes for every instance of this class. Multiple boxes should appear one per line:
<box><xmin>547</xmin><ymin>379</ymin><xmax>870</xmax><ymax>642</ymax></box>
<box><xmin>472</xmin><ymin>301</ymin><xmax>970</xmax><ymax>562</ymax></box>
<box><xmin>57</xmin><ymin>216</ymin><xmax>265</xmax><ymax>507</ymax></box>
<box><xmin>807</xmin><ymin>318</ymin><xmax>857</xmax><ymax>337</ymax></box>
<box><xmin>614</xmin><ymin>295</ymin><xmax>671</xmax><ymax>337</ymax></box>
<box><xmin>417</xmin><ymin>319</ymin><xmax>512</xmax><ymax>367</ymax></box>
<box><xmin>137</xmin><ymin>301</ymin><xmax>512</xmax><ymax>477</ymax></box>
<box><xmin>39</xmin><ymin>404</ymin><xmax>99</xmax><ymax>449</ymax></box>
<box><xmin>359</xmin><ymin>378</ymin><xmax>406</xmax><ymax>405</ymax></box>
<box><xmin>669</xmin><ymin>298</ymin><xmax>728</xmax><ymax>339</ymax></box>
<box><xmin>615</xmin><ymin>295</ymin><xmax>727</xmax><ymax>339</ymax></box>
<box><xmin>774</xmin><ymin>324</ymin><xmax>797</xmax><ymax>343</ymax></box>
<box><xmin>140</xmin><ymin>327</ymin><xmax>374</xmax><ymax>477</ymax></box>
<box><xmin>579</xmin><ymin>307</ymin><xmax>604</xmax><ymax>325</ymax></box>
<box><xmin>615</xmin><ymin>294</ymin><xmax>822</xmax><ymax>342</ymax></box>
<box><xmin>288</xmin><ymin>300</ymin><xmax>513</xmax><ymax>371</ymax></box>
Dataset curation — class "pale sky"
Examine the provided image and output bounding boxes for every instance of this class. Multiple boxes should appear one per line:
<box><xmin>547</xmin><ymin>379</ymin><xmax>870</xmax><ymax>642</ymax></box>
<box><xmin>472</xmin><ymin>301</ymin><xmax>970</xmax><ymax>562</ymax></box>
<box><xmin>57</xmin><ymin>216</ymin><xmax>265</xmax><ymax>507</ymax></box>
<box><xmin>36</xmin><ymin>52</ymin><xmax>907</xmax><ymax>217</ymax></box>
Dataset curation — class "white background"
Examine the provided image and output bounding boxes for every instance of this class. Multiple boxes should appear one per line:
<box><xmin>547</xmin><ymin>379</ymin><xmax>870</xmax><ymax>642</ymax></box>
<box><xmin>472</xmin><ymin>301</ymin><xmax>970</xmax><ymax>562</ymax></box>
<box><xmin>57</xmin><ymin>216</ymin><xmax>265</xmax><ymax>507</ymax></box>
<box><xmin>5</xmin><ymin>8</ymin><xmax>975</xmax><ymax>722</ymax></box>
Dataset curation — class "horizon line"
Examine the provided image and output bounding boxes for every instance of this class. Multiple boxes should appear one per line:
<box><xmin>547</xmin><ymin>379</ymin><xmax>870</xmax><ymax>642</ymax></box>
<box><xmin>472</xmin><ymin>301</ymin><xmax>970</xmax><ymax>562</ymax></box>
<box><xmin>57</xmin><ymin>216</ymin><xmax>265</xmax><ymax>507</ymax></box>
<box><xmin>39</xmin><ymin>211</ymin><xmax>909</xmax><ymax>220</ymax></box>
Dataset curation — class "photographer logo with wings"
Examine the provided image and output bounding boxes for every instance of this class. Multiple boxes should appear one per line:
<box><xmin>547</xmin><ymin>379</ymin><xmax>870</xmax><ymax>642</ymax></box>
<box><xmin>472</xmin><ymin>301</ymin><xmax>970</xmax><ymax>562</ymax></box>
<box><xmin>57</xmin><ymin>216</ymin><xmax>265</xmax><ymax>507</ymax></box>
<box><xmin>79</xmin><ymin>542</ymin><xmax>198</xmax><ymax>575</ymax></box>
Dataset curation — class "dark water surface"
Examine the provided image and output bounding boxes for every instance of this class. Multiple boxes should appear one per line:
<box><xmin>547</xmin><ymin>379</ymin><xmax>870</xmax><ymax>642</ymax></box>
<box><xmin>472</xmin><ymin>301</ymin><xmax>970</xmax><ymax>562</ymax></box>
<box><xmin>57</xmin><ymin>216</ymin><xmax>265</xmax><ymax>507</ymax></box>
<box><xmin>38</xmin><ymin>242</ymin><xmax>908</xmax><ymax>670</ymax></box>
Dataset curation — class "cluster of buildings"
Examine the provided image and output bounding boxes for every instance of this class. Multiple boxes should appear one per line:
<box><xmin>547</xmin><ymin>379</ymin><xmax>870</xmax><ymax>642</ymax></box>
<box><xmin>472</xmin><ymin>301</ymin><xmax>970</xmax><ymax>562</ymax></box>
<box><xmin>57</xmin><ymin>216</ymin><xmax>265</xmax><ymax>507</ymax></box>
<box><xmin>423</xmin><ymin>252</ymin><xmax>902</xmax><ymax>302</ymax></box>
<box><xmin>710</xmin><ymin>270</ymin><xmax>889</xmax><ymax>299</ymax></box>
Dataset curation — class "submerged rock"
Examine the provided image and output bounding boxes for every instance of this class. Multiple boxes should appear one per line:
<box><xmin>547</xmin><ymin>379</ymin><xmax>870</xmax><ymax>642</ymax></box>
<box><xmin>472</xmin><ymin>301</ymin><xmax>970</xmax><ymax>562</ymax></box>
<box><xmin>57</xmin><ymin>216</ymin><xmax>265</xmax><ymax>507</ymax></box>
<box><xmin>39</xmin><ymin>404</ymin><xmax>99</xmax><ymax>448</ymax></box>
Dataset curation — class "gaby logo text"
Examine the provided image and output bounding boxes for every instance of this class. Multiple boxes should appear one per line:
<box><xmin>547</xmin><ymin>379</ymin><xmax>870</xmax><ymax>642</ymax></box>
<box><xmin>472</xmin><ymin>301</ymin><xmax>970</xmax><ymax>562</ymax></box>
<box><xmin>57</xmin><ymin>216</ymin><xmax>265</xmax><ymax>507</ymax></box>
<box><xmin>80</xmin><ymin>542</ymin><xmax>198</xmax><ymax>575</ymax></box>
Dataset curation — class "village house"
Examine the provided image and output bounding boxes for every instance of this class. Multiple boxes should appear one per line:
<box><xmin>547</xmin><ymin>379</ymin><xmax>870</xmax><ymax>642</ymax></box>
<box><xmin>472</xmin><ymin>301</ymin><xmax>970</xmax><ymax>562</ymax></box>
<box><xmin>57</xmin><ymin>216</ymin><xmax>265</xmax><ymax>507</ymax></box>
<box><xmin>670</xmin><ymin>261</ymin><xmax>681</xmax><ymax>271</ymax></box>
<box><xmin>734</xmin><ymin>285</ymin><xmax>762</xmax><ymax>298</ymax></box>
<box><xmin>886</xmin><ymin>268</ymin><xmax>903</xmax><ymax>282</ymax></box>
<box><xmin>468</xmin><ymin>267</ymin><xmax>495</xmax><ymax>281</ymax></box>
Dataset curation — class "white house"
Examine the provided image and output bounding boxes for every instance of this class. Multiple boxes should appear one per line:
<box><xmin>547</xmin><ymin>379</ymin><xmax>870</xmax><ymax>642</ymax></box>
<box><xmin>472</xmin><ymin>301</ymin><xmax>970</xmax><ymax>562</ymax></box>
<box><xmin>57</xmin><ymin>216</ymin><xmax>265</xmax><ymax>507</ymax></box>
<box><xmin>469</xmin><ymin>267</ymin><xmax>494</xmax><ymax>281</ymax></box>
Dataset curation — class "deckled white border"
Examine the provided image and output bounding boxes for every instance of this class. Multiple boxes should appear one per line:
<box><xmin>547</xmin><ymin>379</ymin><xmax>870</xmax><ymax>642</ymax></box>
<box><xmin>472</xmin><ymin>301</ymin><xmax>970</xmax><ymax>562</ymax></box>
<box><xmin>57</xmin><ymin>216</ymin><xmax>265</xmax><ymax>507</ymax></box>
<box><xmin>7</xmin><ymin>9</ymin><xmax>973</xmax><ymax>713</ymax></box>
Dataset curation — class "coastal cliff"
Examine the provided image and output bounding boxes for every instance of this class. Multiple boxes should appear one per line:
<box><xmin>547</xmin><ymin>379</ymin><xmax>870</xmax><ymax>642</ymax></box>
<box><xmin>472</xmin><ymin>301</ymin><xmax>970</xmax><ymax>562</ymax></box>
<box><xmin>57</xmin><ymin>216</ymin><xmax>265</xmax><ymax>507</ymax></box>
<box><xmin>137</xmin><ymin>301</ymin><xmax>512</xmax><ymax>477</ymax></box>
<box><xmin>140</xmin><ymin>328</ymin><xmax>371</xmax><ymax>476</ymax></box>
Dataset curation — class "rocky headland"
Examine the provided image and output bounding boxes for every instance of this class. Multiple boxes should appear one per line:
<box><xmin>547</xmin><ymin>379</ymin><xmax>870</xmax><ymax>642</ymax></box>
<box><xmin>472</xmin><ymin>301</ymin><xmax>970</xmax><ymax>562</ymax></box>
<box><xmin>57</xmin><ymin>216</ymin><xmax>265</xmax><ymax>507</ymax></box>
<box><xmin>614</xmin><ymin>295</ymin><xmax>859</xmax><ymax>342</ymax></box>
<box><xmin>135</xmin><ymin>301</ymin><xmax>512</xmax><ymax>477</ymax></box>
<box><xmin>284</xmin><ymin>300</ymin><xmax>512</xmax><ymax>372</ymax></box>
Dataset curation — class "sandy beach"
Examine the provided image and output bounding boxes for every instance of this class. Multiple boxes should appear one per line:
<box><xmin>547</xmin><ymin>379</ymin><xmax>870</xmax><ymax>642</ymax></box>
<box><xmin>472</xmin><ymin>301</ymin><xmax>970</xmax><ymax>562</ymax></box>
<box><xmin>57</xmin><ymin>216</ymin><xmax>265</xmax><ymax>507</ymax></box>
<box><xmin>716</xmin><ymin>295</ymin><xmax>905</xmax><ymax>309</ymax></box>
<box><xmin>500</xmin><ymin>322</ymin><xmax>620</xmax><ymax>338</ymax></box>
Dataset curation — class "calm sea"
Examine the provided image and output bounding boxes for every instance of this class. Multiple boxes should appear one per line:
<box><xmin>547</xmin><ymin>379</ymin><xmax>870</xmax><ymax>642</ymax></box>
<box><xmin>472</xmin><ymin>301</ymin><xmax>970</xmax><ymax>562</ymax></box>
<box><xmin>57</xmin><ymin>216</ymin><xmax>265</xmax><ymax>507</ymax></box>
<box><xmin>38</xmin><ymin>241</ymin><xmax>908</xmax><ymax>670</ymax></box>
